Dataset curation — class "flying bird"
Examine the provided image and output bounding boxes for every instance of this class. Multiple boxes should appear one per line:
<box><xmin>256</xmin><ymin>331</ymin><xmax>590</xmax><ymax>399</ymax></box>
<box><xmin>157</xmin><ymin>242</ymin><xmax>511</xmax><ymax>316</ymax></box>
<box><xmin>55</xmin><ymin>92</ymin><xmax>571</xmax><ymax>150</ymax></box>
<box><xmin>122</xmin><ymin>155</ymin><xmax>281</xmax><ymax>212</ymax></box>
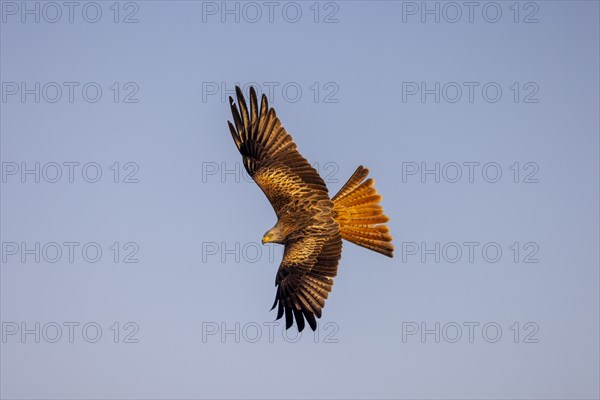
<box><xmin>227</xmin><ymin>86</ymin><xmax>394</xmax><ymax>332</ymax></box>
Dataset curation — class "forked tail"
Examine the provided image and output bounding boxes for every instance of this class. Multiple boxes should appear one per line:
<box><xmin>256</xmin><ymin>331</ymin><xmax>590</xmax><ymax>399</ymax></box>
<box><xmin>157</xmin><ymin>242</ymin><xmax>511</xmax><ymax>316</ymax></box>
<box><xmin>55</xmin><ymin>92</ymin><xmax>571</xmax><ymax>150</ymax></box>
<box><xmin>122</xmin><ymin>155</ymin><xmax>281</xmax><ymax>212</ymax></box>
<box><xmin>332</xmin><ymin>166</ymin><xmax>394</xmax><ymax>257</ymax></box>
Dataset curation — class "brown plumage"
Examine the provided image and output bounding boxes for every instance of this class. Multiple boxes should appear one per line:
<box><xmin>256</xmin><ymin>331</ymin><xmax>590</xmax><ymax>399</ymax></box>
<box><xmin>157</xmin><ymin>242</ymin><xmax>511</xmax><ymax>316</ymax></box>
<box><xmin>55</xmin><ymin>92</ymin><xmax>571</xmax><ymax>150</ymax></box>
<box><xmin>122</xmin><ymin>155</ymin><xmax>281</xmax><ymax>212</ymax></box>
<box><xmin>227</xmin><ymin>86</ymin><xmax>394</xmax><ymax>332</ymax></box>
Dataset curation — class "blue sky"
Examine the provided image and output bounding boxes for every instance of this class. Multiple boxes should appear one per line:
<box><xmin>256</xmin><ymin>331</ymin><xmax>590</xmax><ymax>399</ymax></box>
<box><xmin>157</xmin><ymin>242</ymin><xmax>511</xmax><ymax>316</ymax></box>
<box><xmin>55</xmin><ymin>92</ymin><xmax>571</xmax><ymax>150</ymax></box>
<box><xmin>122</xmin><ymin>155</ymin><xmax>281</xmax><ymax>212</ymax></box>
<box><xmin>1</xmin><ymin>1</ymin><xmax>599</xmax><ymax>398</ymax></box>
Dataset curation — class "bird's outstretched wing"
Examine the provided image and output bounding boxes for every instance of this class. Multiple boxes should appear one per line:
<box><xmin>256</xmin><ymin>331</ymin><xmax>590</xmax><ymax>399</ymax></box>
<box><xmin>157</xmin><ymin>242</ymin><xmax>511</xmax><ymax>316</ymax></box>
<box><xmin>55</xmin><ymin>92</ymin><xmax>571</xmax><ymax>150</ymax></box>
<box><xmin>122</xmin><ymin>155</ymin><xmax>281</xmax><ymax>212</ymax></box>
<box><xmin>227</xmin><ymin>86</ymin><xmax>329</xmax><ymax>217</ymax></box>
<box><xmin>271</xmin><ymin>229</ymin><xmax>342</xmax><ymax>332</ymax></box>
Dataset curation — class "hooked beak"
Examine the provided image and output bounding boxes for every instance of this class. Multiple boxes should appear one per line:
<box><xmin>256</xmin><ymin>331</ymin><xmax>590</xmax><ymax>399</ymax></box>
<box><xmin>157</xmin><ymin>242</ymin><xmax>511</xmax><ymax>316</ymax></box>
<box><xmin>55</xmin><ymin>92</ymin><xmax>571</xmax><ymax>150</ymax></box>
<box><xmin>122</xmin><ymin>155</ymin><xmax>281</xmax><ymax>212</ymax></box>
<box><xmin>262</xmin><ymin>236</ymin><xmax>267</xmax><ymax>245</ymax></box>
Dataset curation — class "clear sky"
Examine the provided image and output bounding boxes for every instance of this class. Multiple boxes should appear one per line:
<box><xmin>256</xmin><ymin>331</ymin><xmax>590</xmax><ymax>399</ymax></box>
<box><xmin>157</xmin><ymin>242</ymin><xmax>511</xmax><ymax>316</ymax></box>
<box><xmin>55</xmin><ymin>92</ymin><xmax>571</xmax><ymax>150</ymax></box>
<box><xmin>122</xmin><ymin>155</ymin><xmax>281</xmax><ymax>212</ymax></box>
<box><xmin>1</xmin><ymin>1</ymin><xmax>599</xmax><ymax>399</ymax></box>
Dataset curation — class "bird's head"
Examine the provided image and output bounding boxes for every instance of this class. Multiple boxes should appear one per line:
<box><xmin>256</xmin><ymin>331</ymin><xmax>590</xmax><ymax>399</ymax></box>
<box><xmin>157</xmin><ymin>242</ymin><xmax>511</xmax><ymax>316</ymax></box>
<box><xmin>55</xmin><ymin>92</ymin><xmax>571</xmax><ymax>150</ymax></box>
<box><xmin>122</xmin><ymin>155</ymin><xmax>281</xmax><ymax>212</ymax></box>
<box><xmin>262</xmin><ymin>228</ymin><xmax>284</xmax><ymax>244</ymax></box>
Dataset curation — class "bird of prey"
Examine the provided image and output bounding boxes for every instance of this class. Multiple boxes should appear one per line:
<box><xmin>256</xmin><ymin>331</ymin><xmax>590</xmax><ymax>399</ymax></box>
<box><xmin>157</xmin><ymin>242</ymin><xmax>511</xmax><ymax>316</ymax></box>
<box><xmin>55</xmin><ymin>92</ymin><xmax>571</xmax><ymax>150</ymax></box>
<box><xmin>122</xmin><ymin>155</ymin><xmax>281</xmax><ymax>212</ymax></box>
<box><xmin>227</xmin><ymin>86</ymin><xmax>394</xmax><ymax>332</ymax></box>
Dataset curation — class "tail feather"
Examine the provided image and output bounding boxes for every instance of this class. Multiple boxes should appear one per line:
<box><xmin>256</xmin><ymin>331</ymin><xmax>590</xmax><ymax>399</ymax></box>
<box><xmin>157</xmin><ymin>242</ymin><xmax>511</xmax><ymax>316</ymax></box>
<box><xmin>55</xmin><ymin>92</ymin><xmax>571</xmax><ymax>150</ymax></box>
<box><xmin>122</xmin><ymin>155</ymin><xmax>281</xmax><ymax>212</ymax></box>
<box><xmin>332</xmin><ymin>167</ymin><xmax>369</xmax><ymax>202</ymax></box>
<box><xmin>333</xmin><ymin>166</ymin><xmax>394</xmax><ymax>257</ymax></box>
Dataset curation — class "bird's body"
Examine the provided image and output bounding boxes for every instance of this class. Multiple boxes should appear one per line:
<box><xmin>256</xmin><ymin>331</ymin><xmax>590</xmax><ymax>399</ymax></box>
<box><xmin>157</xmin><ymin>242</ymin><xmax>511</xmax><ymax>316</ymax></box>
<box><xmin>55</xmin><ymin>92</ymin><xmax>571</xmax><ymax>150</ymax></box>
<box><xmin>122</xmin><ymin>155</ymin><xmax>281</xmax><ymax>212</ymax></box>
<box><xmin>227</xmin><ymin>86</ymin><xmax>394</xmax><ymax>332</ymax></box>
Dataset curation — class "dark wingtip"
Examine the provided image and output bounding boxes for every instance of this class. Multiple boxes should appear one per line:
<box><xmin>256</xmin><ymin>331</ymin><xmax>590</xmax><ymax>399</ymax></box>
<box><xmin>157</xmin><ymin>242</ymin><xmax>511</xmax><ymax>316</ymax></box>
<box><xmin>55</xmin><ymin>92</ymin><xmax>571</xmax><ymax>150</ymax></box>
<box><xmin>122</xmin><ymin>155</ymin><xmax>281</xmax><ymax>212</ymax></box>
<box><xmin>303</xmin><ymin>309</ymin><xmax>317</xmax><ymax>331</ymax></box>
<box><xmin>235</xmin><ymin>85</ymin><xmax>244</xmax><ymax>100</ymax></box>
<box><xmin>285</xmin><ymin>306</ymin><xmax>293</xmax><ymax>329</ymax></box>
<box><xmin>293</xmin><ymin>308</ymin><xmax>305</xmax><ymax>332</ymax></box>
